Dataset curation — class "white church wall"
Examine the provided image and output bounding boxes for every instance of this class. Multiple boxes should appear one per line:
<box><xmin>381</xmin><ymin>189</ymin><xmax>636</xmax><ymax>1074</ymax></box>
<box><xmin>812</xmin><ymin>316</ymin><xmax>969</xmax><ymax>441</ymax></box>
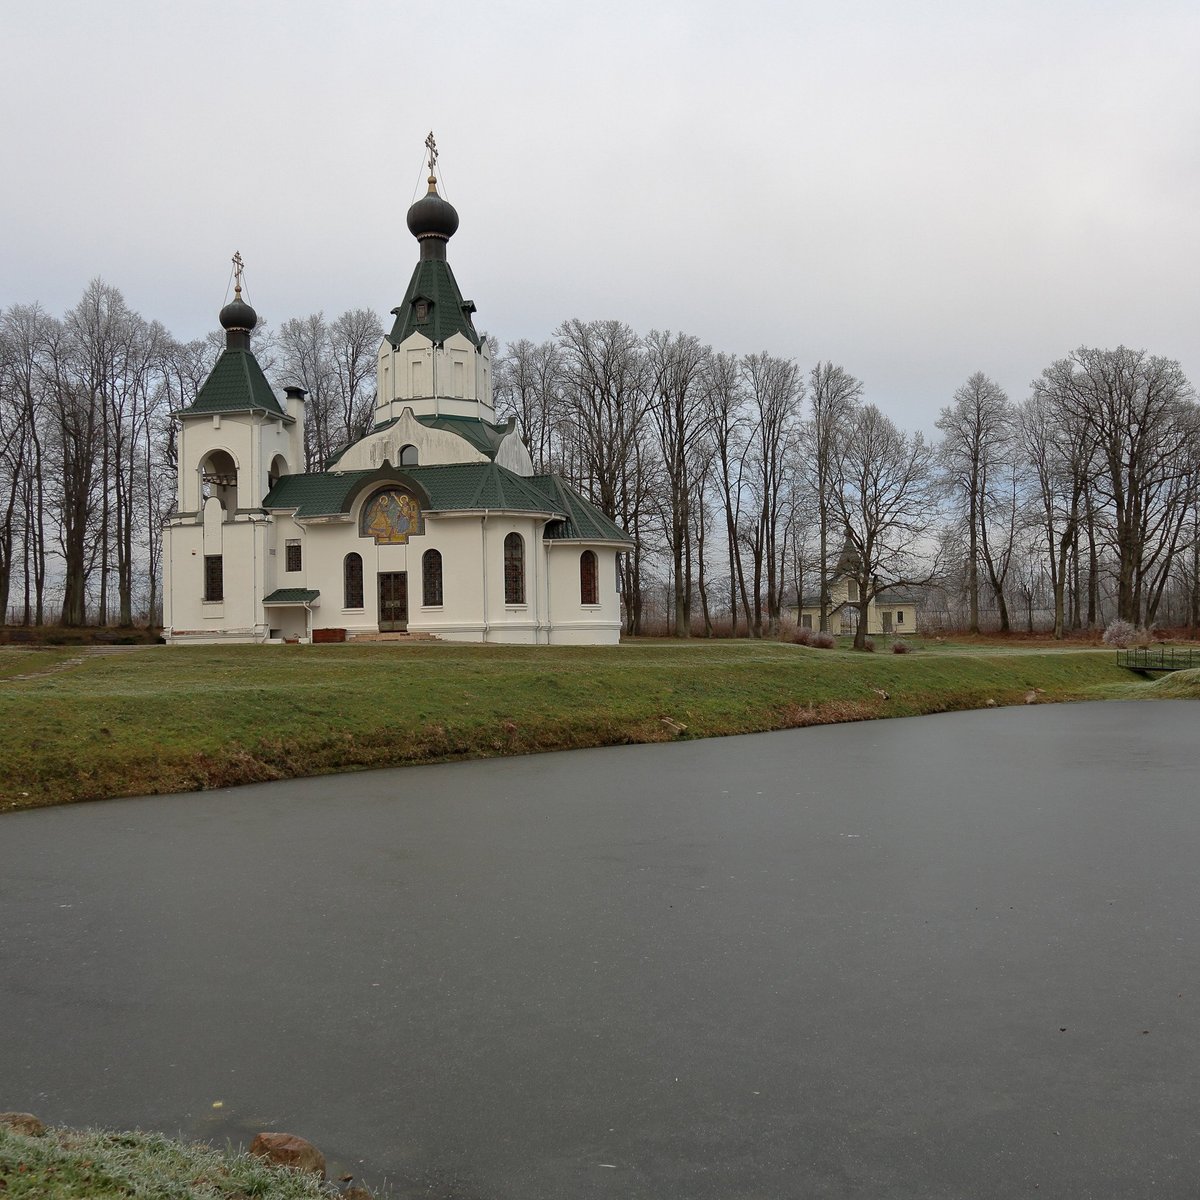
<box><xmin>494</xmin><ymin>431</ymin><xmax>534</xmax><ymax>476</ymax></box>
<box><xmin>374</xmin><ymin>331</ymin><xmax>496</xmax><ymax>425</ymax></box>
<box><xmin>334</xmin><ymin>409</ymin><xmax>488</xmax><ymax>472</ymax></box>
<box><xmin>545</xmin><ymin>543</ymin><xmax>623</xmax><ymax>645</ymax></box>
<box><xmin>164</xmin><ymin>513</ymin><xmax>269</xmax><ymax>640</ymax></box>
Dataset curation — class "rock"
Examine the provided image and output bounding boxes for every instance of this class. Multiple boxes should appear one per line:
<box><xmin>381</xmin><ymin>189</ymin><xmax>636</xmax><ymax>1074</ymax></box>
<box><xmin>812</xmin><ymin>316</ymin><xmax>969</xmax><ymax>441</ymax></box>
<box><xmin>249</xmin><ymin>1131</ymin><xmax>326</xmax><ymax>1178</ymax></box>
<box><xmin>1024</xmin><ymin>690</ymin><xmax>1039</xmax><ymax>705</ymax></box>
<box><xmin>985</xmin><ymin>698</ymin><xmax>997</xmax><ymax>707</ymax></box>
<box><xmin>0</xmin><ymin>1112</ymin><xmax>45</xmax><ymax>1136</ymax></box>
<box><xmin>341</xmin><ymin>1188</ymin><xmax>373</xmax><ymax>1199</ymax></box>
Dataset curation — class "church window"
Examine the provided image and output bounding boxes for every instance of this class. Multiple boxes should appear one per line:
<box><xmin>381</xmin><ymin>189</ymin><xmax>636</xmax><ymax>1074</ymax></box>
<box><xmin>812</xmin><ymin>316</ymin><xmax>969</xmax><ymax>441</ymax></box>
<box><xmin>204</xmin><ymin>555</ymin><xmax>223</xmax><ymax>602</ymax></box>
<box><xmin>580</xmin><ymin>550</ymin><xmax>598</xmax><ymax>605</ymax></box>
<box><xmin>896</xmin><ymin>610</ymin><xmax>904</xmax><ymax>624</ymax></box>
<box><xmin>268</xmin><ymin>454</ymin><xmax>288</xmax><ymax>491</ymax></box>
<box><xmin>285</xmin><ymin>539</ymin><xmax>302</xmax><ymax>572</ymax></box>
<box><xmin>415</xmin><ymin>300</ymin><xmax>428</xmax><ymax>323</ymax></box>
<box><xmin>423</xmin><ymin>549</ymin><xmax>443</xmax><ymax>606</ymax></box>
<box><xmin>504</xmin><ymin>533</ymin><xmax>525</xmax><ymax>605</ymax></box>
<box><xmin>344</xmin><ymin>553</ymin><xmax>364</xmax><ymax>608</ymax></box>
<box><xmin>453</xmin><ymin>359</ymin><xmax>464</xmax><ymax>398</ymax></box>
<box><xmin>399</xmin><ymin>443</ymin><xmax>419</xmax><ymax>466</ymax></box>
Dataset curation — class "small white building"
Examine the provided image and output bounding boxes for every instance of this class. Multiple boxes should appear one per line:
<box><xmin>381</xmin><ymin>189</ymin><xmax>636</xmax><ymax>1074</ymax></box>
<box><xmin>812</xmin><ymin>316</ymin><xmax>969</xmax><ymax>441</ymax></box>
<box><xmin>163</xmin><ymin>157</ymin><xmax>630</xmax><ymax>645</ymax></box>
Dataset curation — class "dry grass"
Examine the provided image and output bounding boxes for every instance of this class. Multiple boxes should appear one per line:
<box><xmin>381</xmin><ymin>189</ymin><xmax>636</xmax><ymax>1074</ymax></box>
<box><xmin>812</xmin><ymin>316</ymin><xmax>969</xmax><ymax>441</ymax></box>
<box><xmin>0</xmin><ymin>639</ymin><xmax>1146</xmax><ymax>812</ymax></box>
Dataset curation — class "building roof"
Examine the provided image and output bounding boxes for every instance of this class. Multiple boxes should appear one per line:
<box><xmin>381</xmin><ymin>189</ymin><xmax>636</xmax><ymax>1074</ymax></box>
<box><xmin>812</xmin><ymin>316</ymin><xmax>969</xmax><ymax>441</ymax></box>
<box><xmin>261</xmin><ymin>460</ymin><xmax>629</xmax><ymax>544</ymax></box>
<box><xmin>265</xmin><ymin>461</ymin><xmax>546</xmax><ymax>518</ymax></box>
<box><xmin>797</xmin><ymin>590</ymin><xmax>919</xmax><ymax>609</ymax></box>
<box><xmin>529</xmin><ymin>475</ymin><xmax>631</xmax><ymax>543</ymax></box>
<box><xmin>263</xmin><ymin>588</ymin><xmax>320</xmax><ymax>604</ymax></box>
<box><xmin>182</xmin><ymin>347</ymin><xmax>286</xmax><ymax>418</ymax></box>
<box><xmin>387</xmin><ymin>258</ymin><xmax>480</xmax><ymax>349</ymax></box>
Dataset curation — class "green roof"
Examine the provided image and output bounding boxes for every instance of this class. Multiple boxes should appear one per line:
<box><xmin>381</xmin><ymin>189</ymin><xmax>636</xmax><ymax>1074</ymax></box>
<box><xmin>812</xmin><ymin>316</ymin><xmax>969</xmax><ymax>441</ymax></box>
<box><xmin>183</xmin><ymin>348</ymin><xmax>285</xmax><ymax>418</ymax></box>
<box><xmin>387</xmin><ymin>259</ymin><xmax>480</xmax><ymax>348</ymax></box>
<box><xmin>263</xmin><ymin>588</ymin><xmax>319</xmax><ymax>604</ymax></box>
<box><xmin>529</xmin><ymin>475</ymin><xmax>632</xmax><ymax>543</ymax></box>
<box><xmin>264</xmin><ymin>462</ymin><xmax>553</xmax><ymax>518</ymax></box>
<box><xmin>262</xmin><ymin>461</ymin><xmax>629</xmax><ymax>544</ymax></box>
<box><xmin>415</xmin><ymin>413</ymin><xmax>513</xmax><ymax>457</ymax></box>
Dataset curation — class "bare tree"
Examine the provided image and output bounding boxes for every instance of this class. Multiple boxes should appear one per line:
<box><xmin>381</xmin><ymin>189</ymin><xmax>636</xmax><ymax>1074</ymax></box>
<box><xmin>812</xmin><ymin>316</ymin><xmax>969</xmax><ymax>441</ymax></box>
<box><xmin>647</xmin><ymin>330</ymin><xmax>710</xmax><ymax>636</ymax></box>
<box><xmin>277</xmin><ymin>313</ymin><xmax>337</xmax><ymax>470</ymax></box>
<box><xmin>742</xmin><ymin>352</ymin><xmax>803</xmax><ymax>637</ymax></box>
<box><xmin>806</xmin><ymin>362</ymin><xmax>862</xmax><ymax>631</ymax></box>
<box><xmin>936</xmin><ymin>372</ymin><xmax>1015</xmax><ymax>632</ymax></box>
<box><xmin>1017</xmin><ymin>389</ymin><xmax>1089</xmax><ymax>638</ymax></box>
<box><xmin>330</xmin><ymin>308</ymin><xmax>381</xmax><ymax>445</ymax></box>
<box><xmin>702</xmin><ymin>352</ymin><xmax>753</xmax><ymax>635</ymax></box>
<box><xmin>495</xmin><ymin>338</ymin><xmax>565</xmax><ymax>475</ymax></box>
<box><xmin>1035</xmin><ymin>347</ymin><xmax>1197</xmax><ymax>625</ymax></box>
<box><xmin>833</xmin><ymin>404</ymin><xmax>938</xmax><ymax>649</ymax></box>
<box><xmin>555</xmin><ymin>319</ymin><xmax>652</xmax><ymax>631</ymax></box>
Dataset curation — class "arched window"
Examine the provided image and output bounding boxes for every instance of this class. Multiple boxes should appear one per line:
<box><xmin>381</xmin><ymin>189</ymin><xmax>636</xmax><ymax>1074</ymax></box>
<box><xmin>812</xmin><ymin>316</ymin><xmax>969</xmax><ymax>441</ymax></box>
<box><xmin>399</xmin><ymin>443</ymin><xmax>419</xmax><ymax>466</ymax></box>
<box><xmin>422</xmin><ymin>549</ymin><xmax>443</xmax><ymax>606</ymax></box>
<box><xmin>580</xmin><ymin>550</ymin><xmax>598</xmax><ymax>605</ymax></box>
<box><xmin>344</xmin><ymin>553</ymin><xmax>364</xmax><ymax>609</ymax></box>
<box><xmin>504</xmin><ymin>533</ymin><xmax>525</xmax><ymax>604</ymax></box>
<box><xmin>267</xmin><ymin>454</ymin><xmax>288</xmax><ymax>491</ymax></box>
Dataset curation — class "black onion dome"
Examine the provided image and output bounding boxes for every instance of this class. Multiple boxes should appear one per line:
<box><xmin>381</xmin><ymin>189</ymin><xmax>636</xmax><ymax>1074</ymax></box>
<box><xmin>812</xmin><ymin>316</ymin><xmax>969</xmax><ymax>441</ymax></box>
<box><xmin>406</xmin><ymin>175</ymin><xmax>460</xmax><ymax>242</ymax></box>
<box><xmin>219</xmin><ymin>290</ymin><xmax>258</xmax><ymax>332</ymax></box>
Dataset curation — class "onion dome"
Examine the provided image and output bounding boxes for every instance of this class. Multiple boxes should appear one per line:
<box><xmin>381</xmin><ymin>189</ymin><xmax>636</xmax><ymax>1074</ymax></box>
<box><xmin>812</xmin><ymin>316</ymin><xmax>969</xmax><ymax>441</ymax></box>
<box><xmin>407</xmin><ymin>174</ymin><xmax>460</xmax><ymax>243</ymax></box>
<box><xmin>219</xmin><ymin>285</ymin><xmax>258</xmax><ymax>333</ymax></box>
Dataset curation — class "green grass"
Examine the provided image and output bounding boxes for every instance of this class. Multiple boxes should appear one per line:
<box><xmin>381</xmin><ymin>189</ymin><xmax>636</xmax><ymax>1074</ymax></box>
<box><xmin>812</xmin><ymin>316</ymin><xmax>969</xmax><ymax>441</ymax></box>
<box><xmin>0</xmin><ymin>1123</ymin><xmax>345</xmax><ymax>1199</ymax></box>
<box><xmin>0</xmin><ymin>639</ymin><xmax>1152</xmax><ymax>812</ymax></box>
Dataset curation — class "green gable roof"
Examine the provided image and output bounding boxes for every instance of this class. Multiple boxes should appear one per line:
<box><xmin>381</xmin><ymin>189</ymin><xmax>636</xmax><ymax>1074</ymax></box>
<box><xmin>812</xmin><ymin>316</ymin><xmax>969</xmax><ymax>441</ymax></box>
<box><xmin>387</xmin><ymin>259</ymin><xmax>480</xmax><ymax>348</ymax></box>
<box><xmin>262</xmin><ymin>461</ymin><xmax>629</xmax><ymax>545</ymax></box>
<box><xmin>183</xmin><ymin>347</ymin><xmax>286</xmax><ymax>418</ymax></box>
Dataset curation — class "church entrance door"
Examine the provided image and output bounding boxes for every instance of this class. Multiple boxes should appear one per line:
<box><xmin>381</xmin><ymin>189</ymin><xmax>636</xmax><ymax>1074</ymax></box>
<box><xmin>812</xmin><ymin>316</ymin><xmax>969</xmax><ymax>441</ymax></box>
<box><xmin>378</xmin><ymin>572</ymin><xmax>408</xmax><ymax>632</ymax></box>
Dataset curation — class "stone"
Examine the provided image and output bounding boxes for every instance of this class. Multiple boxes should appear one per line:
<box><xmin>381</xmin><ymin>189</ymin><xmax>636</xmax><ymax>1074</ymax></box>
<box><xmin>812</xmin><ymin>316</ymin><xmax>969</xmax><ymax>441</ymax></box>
<box><xmin>0</xmin><ymin>1112</ymin><xmax>45</xmax><ymax>1136</ymax></box>
<box><xmin>249</xmin><ymin>1131</ymin><xmax>326</xmax><ymax>1178</ymax></box>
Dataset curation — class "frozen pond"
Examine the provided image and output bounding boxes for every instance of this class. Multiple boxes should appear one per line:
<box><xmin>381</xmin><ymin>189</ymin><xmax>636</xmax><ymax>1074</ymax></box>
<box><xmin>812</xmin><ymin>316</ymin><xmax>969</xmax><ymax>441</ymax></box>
<box><xmin>3</xmin><ymin>700</ymin><xmax>1198</xmax><ymax>1198</ymax></box>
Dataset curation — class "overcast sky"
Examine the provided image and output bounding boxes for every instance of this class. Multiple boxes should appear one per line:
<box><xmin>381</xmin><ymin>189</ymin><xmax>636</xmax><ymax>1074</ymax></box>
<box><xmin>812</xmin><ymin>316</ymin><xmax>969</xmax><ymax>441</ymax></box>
<box><xmin>3</xmin><ymin>0</ymin><xmax>1198</xmax><ymax>432</ymax></box>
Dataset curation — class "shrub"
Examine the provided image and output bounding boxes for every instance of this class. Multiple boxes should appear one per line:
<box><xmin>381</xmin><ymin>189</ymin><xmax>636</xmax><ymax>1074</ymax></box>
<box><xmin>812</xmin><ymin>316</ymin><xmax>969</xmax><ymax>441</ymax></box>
<box><xmin>812</xmin><ymin>630</ymin><xmax>836</xmax><ymax>649</ymax></box>
<box><xmin>792</xmin><ymin>627</ymin><xmax>814</xmax><ymax>646</ymax></box>
<box><xmin>891</xmin><ymin>639</ymin><xmax>913</xmax><ymax>654</ymax></box>
<box><xmin>1102</xmin><ymin>620</ymin><xmax>1140</xmax><ymax>648</ymax></box>
<box><xmin>861</xmin><ymin>637</ymin><xmax>876</xmax><ymax>652</ymax></box>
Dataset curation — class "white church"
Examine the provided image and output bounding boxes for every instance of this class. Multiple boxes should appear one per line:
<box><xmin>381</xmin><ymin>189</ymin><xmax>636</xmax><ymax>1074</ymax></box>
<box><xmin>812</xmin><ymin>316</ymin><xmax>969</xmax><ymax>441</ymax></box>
<box><xmin>162</xmin><ymin>143</ymin><xmax>629</xmax><ymax>645</ymax></box>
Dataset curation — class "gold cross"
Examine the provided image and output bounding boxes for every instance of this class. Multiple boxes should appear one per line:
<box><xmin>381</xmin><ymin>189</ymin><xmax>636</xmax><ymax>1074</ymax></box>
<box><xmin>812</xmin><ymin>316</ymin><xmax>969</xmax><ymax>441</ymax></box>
<box><xmin>231</xmin><ymin>250</ymin><xmax>245</xmax><ymax>297</ymax></box>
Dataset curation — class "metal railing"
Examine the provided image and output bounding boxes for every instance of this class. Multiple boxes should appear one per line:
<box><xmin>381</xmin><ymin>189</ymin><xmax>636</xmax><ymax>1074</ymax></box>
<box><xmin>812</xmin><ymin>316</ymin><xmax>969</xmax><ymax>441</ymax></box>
<box><xmin>1116</xmin><ymin>647</ymin><xmax>1200</xmax><ymax>672</ymax></box>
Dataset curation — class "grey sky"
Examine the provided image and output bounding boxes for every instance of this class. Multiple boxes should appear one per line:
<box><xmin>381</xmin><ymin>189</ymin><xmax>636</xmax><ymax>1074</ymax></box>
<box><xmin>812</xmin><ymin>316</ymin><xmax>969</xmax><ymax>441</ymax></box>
<box><xmin>3</xmin><ymin>0</ymin><xmax>1198</xmax><ymax>432</ymax></box>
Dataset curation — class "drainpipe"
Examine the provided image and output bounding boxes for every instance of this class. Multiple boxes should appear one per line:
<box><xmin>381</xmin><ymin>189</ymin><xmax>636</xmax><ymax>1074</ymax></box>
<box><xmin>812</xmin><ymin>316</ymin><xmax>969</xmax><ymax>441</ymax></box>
<box><xmin>480</xmin><ymin>512</ymin><xmax>490</xmax><ymax>639</ymax></box>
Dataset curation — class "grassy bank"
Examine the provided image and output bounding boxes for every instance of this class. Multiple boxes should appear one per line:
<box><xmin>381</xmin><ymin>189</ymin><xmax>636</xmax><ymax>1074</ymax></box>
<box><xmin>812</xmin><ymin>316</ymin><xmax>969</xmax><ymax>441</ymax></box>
<box><xmin>0</xmin><ymin>1121</ymin><xmax>351</xmax><ymax>1199</ymax></box>
<box><xmin>0</xmin><ymin>638</ymin><xmax>1154</xmax><ymax>812</ymax></box>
